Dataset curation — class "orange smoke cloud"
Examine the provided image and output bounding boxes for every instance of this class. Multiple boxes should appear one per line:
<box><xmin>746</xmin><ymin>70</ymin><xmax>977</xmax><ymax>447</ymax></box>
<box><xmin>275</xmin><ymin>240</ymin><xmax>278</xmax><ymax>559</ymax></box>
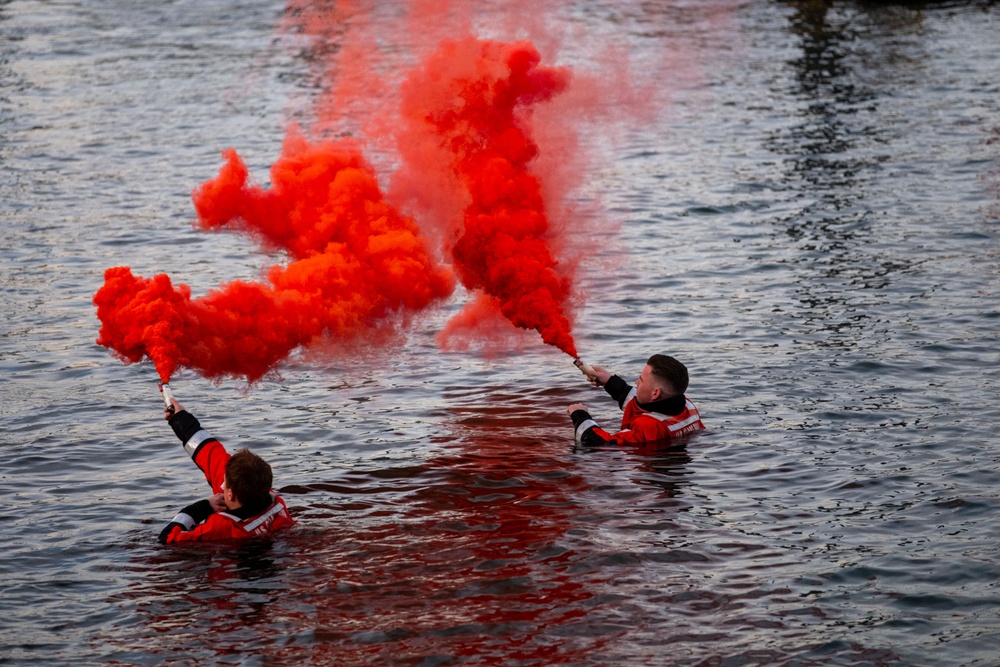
<box><xmin>396</xmin><ymin>37</ymin><xmax>579</xmax><ymax>357</ymax></box>
<box><xmin>94</xmin><ymin>135</ymin><xmax>454</xmax><ymax>383</ymax></box>
<box><xmin>95</xmin><ymin>3</ymin><xmax>614</xmax><ymax>382</ymax></box>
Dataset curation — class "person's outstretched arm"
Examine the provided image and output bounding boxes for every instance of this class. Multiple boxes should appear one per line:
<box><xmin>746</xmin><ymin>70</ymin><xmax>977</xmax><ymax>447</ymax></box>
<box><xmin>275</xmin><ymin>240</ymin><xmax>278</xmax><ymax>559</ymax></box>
<box><xmin>157</xmin><ymin>398</ymin><xmax>231</xmax><ymax>543</ymax></box>
<box><xmin>164</xmin><ymin>399</ymin><xmax>229</xmax><ymax>491</ymax></box>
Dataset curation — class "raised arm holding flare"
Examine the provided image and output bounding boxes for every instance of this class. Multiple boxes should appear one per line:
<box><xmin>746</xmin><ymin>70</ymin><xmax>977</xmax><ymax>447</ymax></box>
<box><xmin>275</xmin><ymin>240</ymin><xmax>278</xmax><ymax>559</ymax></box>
<box><xmin>157</xmin><ymin>386</ymin><xmax>295</xmax><ymax>544</ymax></box>
<box><xmin>567</xmin><ymin>354</ymin><xmax>704</xmax><ymax>447</ymax></box>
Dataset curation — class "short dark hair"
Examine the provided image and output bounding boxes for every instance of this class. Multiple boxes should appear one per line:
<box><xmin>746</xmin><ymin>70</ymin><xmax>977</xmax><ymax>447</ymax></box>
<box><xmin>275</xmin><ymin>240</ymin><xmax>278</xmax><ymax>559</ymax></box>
<box><xmin>225</xmin><ymin>448</ymin><xmax>273</xmax><ymax>511</ymax></box>
<box><xmin>647</xmin><ymin>354</ymin><xmax>689</xmax><ymax>396</ymax></box>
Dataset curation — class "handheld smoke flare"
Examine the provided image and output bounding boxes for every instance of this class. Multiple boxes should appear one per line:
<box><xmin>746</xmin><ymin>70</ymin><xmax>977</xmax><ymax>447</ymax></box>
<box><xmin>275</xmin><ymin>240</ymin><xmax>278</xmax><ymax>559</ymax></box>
<box><xmin>160</xmin><ymin>382</ymin><xmax>176</xmax><ymax>415</ymax></box>
<box><xmin>573</xmin><ymin>358</ymin><xmax>602</xmax><ymax>387</ymax></box>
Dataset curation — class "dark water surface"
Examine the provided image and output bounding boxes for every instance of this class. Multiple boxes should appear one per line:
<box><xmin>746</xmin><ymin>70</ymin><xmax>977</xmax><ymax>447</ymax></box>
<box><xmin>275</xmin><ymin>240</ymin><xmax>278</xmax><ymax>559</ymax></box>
<box><xmin>2</xmin><ymin>1</ymin><xmax>1000</xmax><ymax>665</ymax></box>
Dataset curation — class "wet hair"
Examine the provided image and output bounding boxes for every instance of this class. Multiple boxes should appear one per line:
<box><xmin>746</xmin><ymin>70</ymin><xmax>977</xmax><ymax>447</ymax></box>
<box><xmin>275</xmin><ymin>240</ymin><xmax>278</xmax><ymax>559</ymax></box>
<box><xmin>647</xmin><ymin>354</ymin><xmax>689</xmax><ymax>396</ymax></box>
<box><xmin>225</xmin><ymin>448</ymin><xmax>273</xmax><ymax>512</ymax></box>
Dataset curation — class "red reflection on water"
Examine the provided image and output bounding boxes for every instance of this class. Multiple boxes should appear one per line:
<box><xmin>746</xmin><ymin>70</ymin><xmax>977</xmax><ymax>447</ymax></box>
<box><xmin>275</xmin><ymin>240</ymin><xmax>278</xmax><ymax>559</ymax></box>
<box><xmin>285</xmin><ymin>394</ymin><xmax>609</xmax><ymax>664</ymax></box>
<box><xmin>105</xmin><ymin>392</ymin><xmax>616</xmax><ymax>665</ymax></box>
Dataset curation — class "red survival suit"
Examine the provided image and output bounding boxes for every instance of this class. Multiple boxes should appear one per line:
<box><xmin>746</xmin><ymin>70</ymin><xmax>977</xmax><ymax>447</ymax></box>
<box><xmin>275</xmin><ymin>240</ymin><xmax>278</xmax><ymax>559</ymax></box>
<box><xmin>570</xmin><ymin>375</ymin><xmax>704</xmax><ymax>447</ymax></box>
<box><xmin>158</xmin><ymin>410</ymin><xmax>295</xmax><ymax>544</ymax></box>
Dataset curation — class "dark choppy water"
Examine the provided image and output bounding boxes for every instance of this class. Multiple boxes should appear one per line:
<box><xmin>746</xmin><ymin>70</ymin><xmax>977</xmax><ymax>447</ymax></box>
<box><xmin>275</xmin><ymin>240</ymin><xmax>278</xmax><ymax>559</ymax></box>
<box><xmin>3</xmin><ymin>1</ymin><xmax>1000</xmax><ymax>665</ymax></box>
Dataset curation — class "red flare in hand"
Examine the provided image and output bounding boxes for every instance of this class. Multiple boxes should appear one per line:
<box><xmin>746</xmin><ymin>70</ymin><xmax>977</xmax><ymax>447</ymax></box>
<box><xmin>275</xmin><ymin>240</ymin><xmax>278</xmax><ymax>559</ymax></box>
<box><xmin>397</xmin><ymin>37</ymin><xmax>579</xmax><ymax>358</ymax></box>
<box><xmin>94</xmin><ymin>135</ymin><xmax>454</xmax><ymax>383</ymax></box>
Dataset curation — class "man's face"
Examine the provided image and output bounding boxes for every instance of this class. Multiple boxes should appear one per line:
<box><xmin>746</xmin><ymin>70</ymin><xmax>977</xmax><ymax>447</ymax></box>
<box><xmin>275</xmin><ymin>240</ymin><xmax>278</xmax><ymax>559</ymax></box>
<box><xmin>635</xmin><ymin>364</ymin><xmax>661</xmax><ymax>404</ymax></box>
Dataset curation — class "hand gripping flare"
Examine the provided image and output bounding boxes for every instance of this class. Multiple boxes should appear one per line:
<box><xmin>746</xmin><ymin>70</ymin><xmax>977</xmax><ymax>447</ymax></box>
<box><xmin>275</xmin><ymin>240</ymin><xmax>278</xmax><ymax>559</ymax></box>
<box><xmin>159</xmin><ymin>382</ymin><xmax>176</xmax><ymax>416</ymax></box>
<box><xmin>573</xmin><ymin>357</ymin><xmax>603</xmax><ymax>387</ymax></box>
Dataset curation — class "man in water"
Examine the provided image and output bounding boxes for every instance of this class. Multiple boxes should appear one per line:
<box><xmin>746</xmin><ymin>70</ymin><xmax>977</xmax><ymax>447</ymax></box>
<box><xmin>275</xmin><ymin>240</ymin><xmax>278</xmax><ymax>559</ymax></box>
<box><xmin>158</xmin><ymin>394</ymin><xmax>295</xmax><ymax>544</ymax></box>
<box><xmin>567</xmin><ymin>354</ymin><xmax>704</xmax><ymax>447</ymax></box>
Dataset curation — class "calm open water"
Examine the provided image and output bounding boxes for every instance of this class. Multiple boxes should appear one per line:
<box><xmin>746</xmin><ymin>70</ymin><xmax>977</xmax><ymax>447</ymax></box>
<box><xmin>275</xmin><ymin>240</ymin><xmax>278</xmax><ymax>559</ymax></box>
<box><xmin>2</xmin><ymin>1</ymin><xmax>1000</xmax><ymax>665</ymax></box>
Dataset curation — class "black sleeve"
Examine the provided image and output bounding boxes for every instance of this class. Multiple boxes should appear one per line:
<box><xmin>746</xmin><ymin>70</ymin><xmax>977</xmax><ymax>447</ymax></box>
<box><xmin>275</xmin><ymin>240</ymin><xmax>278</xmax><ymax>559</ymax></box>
<box><xmin>167</xmin><ymin>410</ymin><xmax>203</xmax><ymax>444</ymax></box>
<box><xmin>180</xmin><ymin>499</ymin><xmax>215</xmax><ymax>524</ymax></box>
<box><xmin>580</xmin><ymin>430</ymin><xmax>611</xmax><ymax>447</ymax></box>
<box><xmin>157</xmin><ymin>498</ymin><xmax>215</xmax><ymax>545</ymax></box>
<box><xmin>570</xmin><ymin>409</ymin><xmax>612</xmax><ymax>447</ymax></box>
<box><xmin>570</xmin><ymin>408</ymin><xmax>593</xmax><ymax>429</ymax></box>
<box><xmin>604</xmin><ymin>375</ymin><xmax>633</xmax><ymax>409</ymax></box>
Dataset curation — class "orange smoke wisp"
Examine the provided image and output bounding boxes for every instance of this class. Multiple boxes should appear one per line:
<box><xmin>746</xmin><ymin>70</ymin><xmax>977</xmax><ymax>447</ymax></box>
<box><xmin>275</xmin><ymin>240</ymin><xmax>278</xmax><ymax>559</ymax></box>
<box><xmin>94</xmin><ymin>267</ymin><xmax>193</xmax><ymax>384</ymax></box>
<box><xmin>398</xmin><ymin>37</ymin><xmax>579</xmax><ymax>358</ymax></box>
<box><xmin>93</xmin><ymin>266</ymin><xmax>324</xmax><ymax>384</ymax></box>
<box><xmin>192</xmin><ymin>133</ymin><xmax>456</xmax><ymax>313</ymax></box>
<box><xmin>194</xmin><ymin>135</ymin><xmax>374</xmax><ymax>259</ymax></box>
<box><xmin>94</xmin><ymin>135</ymin><xmax>455</xmax><ymax>384</ymax></box>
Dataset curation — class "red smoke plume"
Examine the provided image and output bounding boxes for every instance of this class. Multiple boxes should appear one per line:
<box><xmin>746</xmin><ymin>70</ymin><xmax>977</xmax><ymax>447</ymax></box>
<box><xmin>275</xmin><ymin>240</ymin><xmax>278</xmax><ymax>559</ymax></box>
<box><xmin>396</xmin><ymin>37</ymin><xmax>579</xmax><ymax>358</ymax></box>
<box><xmin>96</xmin><ymin>9</ymin><xmax>595</xmax><ymax>382</ymax></box>
<box><xmin>94</xmin><ymin>134</ymin><xmax>454</xmax><ymax>383</ymax></box>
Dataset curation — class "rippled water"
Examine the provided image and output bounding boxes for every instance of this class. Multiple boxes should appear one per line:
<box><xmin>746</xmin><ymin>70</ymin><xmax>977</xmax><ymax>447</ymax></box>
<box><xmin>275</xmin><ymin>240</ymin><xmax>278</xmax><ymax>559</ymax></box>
<box><xmin>3</xmin><ymin>1</ymin><xmax>1000</xmax><ymax>665</ymax></box>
